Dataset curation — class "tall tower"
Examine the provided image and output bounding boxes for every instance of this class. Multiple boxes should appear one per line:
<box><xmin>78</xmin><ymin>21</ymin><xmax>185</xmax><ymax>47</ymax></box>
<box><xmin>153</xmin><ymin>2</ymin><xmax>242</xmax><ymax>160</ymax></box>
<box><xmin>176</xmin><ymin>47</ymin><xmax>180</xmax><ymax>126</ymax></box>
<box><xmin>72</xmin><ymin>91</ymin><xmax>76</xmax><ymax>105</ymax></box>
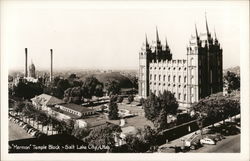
<box><xmin>29</xmin><ymin>60</ymin><xmax>36</xmax><ymax>78</ymax></box>
<box><xmin>186</xmin><ymin>14</ymin><xmax>223</xmax><ymax>106</ymax></box>
<box><xmin>50</xmin><ymin>49</ymin><xmax>53</xmax><ymax>82</ymax></box>
<box><xmin>139</xmin><ymin>35</ymin><xmax>150</xmax><ymax>98</ymax></box>
<box><xmin>186</xmin><ymin>25</ymin><xmax>200</xmax><ymax>105</ymax></box>
<box><xmin>25</xmin><ymin>48</ymin><xmax>28</xmax><ymax>77</ymax></box>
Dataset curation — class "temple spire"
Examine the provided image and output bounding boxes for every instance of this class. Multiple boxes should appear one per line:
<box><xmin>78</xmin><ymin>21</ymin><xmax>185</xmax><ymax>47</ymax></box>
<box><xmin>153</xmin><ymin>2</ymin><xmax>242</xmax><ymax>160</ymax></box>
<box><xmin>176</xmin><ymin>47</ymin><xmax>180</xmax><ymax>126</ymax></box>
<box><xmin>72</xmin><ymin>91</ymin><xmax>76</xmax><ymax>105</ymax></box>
<box><xmin>156</xmin><ymin>26</ymin><xmax>160</xmax><ymax>43</ymax></box>
<box><xmin>165</xmin><ymin>36</ymin><xmax>169</xmax><ymax>49</ymax></box>
<box><xmin>214</xmin><ymin>27</ymin><xmax>217</xmax><ymax>40</ymax></box>
<box><xmin>195</xmin><ymin>23</ymin><xmax>199</xmax><ymax>38</ymax></box>
<box><xmin>205</xmin><ymin>12</ymin><xmax>210</xmax><ymax>35</ymax></box>
<box><xmin>145</xmin><ymin>33</ymin><xmax>149</xmax><ymax>46</ymax></box>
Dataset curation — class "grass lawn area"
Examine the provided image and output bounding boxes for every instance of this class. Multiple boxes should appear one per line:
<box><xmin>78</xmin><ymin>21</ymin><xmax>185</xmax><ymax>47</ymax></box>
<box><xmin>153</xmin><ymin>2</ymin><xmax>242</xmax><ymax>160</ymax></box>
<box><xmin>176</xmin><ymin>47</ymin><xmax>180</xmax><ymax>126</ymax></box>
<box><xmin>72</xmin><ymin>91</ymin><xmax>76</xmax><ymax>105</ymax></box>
<box><xmin>118</xmin><ymin>103</ymin><xmax>144</xmax><ymax>114</ymax></box>
<box><xmin>123</xmin><ymin>115</ymin><xmax>154</xmax><ymax>129</ymax></box>
<box><xmin>118</xmin><ymin>102</ymin><xmax>154</xmax><ymax>129</ymax></box>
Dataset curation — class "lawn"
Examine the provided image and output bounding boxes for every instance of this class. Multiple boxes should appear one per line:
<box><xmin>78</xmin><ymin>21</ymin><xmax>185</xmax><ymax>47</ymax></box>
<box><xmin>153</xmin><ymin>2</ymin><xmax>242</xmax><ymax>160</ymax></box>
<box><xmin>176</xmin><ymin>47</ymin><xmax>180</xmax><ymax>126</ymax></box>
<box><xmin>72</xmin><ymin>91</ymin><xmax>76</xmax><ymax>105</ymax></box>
<box><xmin>117</xmin><ymin>103</ymin><xmax>154</xmax><ymax>129</ymax></box>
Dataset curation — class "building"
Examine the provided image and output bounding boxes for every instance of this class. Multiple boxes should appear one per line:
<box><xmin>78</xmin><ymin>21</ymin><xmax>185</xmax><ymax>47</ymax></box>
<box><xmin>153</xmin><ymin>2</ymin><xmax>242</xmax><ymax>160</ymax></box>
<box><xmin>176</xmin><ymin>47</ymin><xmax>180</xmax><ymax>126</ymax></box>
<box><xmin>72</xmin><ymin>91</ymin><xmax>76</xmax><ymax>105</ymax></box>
<box><xmin>138</xmin><ymin>15</ymin><xmax>223</xmax><ymax>109</ymax></box>
<box><xmin>31</xmin><ymin>93</ymin><xmax>65</xmax><ymax>110</ymax></box>
<box><xmin>55</xmin><ymin>103</ymin><xmax>95</xmax><ymax>118</ymax></box>
<box><xmin>29</xmin><ymin>60</ymin><xmax>36</xmax><ymax>78</ymax></box>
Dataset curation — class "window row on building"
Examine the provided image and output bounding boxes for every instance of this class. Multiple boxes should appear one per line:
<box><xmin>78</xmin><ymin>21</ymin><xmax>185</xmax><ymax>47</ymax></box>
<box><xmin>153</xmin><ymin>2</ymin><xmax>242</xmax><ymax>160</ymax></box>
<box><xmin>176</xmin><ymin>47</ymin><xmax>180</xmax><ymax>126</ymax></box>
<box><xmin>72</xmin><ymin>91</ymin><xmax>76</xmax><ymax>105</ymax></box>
<box><xmin>60</xmin><ymin>106</ymin><xmax>81</xmax><ymax>116</ymax></box>
<box><xmin>150</xmin><ymin>74</ymin><xmax>187</xmax><ymax>83</ymax></box>
<box><xmin>150</xmin><ymin>82</ymin><xmax>187</xmax><ymax>88</ymax></box>
<box><xmin>150</xmin><ymin>66</ymin><xmax>187</xmax><ymax>71</ymax></box>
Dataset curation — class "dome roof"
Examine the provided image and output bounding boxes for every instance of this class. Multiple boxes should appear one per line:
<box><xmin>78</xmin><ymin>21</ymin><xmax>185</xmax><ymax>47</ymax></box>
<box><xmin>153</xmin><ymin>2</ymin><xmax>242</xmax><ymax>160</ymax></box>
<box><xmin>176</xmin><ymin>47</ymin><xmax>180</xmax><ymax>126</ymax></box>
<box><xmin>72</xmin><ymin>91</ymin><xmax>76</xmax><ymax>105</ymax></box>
<box><xmin>29</xmin><ymin>62</ymin><xmax>35</xmax><ymax>70</ymax></box>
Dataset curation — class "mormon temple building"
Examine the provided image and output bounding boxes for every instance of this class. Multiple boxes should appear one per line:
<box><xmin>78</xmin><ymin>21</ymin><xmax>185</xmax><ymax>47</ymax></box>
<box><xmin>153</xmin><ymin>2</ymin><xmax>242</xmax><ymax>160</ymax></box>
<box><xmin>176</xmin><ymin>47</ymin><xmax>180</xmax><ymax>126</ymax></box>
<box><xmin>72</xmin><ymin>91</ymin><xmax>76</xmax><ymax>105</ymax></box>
<box><xmin>138</xmin><ymin>16</ymin><xmax>223</xmax><ymax>109</ymax></box>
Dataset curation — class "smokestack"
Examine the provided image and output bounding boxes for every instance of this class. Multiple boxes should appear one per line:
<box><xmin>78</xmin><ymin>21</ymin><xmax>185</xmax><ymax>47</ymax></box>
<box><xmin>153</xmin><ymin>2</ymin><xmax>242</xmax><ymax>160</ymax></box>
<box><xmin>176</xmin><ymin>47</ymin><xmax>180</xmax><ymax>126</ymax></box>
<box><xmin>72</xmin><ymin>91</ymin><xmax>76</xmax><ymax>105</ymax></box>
<box><xmin>25</xmin><ymin>48</ymin><xmax>28</xmax><ymax>77</ymax></box>
<box><xmin>50</xmin><ymin>49</ymin><xmax>53</xmax><ymax>82</ymax></box>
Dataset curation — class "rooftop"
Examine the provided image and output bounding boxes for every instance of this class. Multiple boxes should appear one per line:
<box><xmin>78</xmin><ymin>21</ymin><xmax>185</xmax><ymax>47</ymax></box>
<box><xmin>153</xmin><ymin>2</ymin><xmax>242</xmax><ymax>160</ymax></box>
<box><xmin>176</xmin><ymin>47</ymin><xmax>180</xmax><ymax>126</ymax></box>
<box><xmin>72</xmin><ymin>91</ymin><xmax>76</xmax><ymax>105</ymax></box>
<box><xmin>31</xmin><ymin>94</ymin><xmax>64</xmax><ymax>106</ymax></box>
<box><xmin>60</xmin><ymin>103</ymin><xmax>95</xmax><ymax>114</ymax></box>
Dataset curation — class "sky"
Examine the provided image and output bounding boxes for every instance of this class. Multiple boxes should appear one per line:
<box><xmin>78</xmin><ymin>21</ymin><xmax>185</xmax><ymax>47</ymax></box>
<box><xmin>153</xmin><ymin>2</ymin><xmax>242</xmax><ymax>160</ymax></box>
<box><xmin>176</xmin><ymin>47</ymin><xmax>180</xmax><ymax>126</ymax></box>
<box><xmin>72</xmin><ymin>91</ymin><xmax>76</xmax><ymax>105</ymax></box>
<box><xmin>2</xmin><ymin>1</ymin><xmax>248</xmax><ymax>72</ymax></box>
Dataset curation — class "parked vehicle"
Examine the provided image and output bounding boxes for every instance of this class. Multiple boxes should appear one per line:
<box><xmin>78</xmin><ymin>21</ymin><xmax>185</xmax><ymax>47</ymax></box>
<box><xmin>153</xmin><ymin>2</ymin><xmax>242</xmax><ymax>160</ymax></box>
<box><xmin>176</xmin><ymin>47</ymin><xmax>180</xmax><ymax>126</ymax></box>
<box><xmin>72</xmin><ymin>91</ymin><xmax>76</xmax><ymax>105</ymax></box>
<box><xmin>19</xmin><ymin>121</ymin><xmax>25</xmax><ymax>126</ymax></box>
<box><xmin>185</xmin><ymin>133</ymin><xmax>202</xmax><ymax>150</ymax></box>
<box><xmin>206</xmin><ymin>133</ymin><xmax>225</xmax><ymax>142</ymax></box>
<box><xmin>27</xmin><ymin>128</ymin><xmax>35</xmax><ymax>134</ymax></box>
<box><xmin>31</xmin><ymin>130</ymin><xmax>39</xmax><ymax>137</ymax></box>
<box><xmin>22</xmin><ymin>124</ymin><xmax>28</xmax><ymax>129</ymax></box>
<box><xmin>35</xmin><ymin>132</ymin><xmax>46</xmax><ymax>139</ymax></box>
<box><xmin>158</xmin><ymin>146</ymin><xmax>175</xmax><ymax>153</ymax></box>
<box><xmin>14</xmin><ymin>119</ymin><xmax>21</xmax><ymax>124</ymax></box>
<box><xmin>200</xmin><ymin>138</ymin><xmax>216</xmax><ymax>145</ymax></box>
<box><xmin>24</xmin><ymin>125</ymin><xmax>32</xmax><ymax>132</ymax></box>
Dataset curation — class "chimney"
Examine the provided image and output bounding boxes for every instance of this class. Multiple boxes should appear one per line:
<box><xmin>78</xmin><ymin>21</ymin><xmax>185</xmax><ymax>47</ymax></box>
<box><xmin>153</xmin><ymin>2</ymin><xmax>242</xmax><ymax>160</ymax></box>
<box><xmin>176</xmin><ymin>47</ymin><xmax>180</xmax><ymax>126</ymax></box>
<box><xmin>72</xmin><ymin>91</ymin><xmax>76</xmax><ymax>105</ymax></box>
<box><xmin>50</xmin><ymin>49</ymin><xmax>53</xmax><ymax>82</ymax></box>
<box><xmin>25</xmin><ymin>48</ymin><xmax>28</xmax><ymax>77</ymax></box>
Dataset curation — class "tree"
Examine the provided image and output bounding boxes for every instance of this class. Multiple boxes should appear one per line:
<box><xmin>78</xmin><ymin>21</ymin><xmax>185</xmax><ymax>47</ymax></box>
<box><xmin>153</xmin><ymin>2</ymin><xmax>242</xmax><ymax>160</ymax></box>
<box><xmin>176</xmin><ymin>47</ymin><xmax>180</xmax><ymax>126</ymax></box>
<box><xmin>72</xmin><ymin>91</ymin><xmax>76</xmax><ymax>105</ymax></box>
<box><xmin>71</xmin><ymin>127</ymin><xmax>90</xmax><ymax>140</ymax></box>
<box><xmin>13</xmin><ymin>81</ymin><xmax>43</xmax><ymax>99</ymax></box>
<box><xmin>130</xmin><ymin>76</ymin><xmax>138</xmax><ymax>89</ymax></box>
<box><xmin>53</xmin><ymin>76</ymin><xmax>61</xmax><ymax>86</ymax></box>
<box><xmin>108</xmin><ymin>95</ymin><xmax>119</xmax><ymax>120</ymax></box>
<box><xmin>117</xmin><ymin>96</ymin><xmax>123</xmax><ymax>103</ymax></box>
<box><xmin>68</xmin><ymin>73</ymin><xmax>77</xmax><ymax>79</ymax></box>
<box><xmin>63</xmin><ymin>86</ymin><xmax>82</xmax><ymax>104</ymax></box>
<box><xmin>105</xmin><ymin>80</ymin><xmax>121</xmax><ymax>96</ymax></box>
<box><xmin>81</xmin><ymin>76</ymin><xmax>103</xmax><ymax>99</ymax></box>
<box><xmin>123</xmin><ymin>125</ymin><xmax>158</xmax><ymax>152</ymax></box>
<box><xmin>84</xmin><ymin>124</ymin><xmax>121</xmax><ymax>151</ymax></box>
<box><xmin>143</xmin><ymin>91</ymin><xmax>178</xmax><ymax>129</ymax></box>
<box><xmin>127</xmin><ymin>95</ymin><xmax>134</xmax><ymax>104</ymax></box>
<box><xmin>13</xmin><ymin>102</ymin><xmax>26</xmax><ymax>116</ymax></box>
<box><xmin>55</xmin><ymin>79</ymin><xmax>70</xmax><ymax>98</ymax></box>
<box><xmin>153</xmin><ymin>109</ymin><xmax>169</xmax><ymax>131</ymax></box>
<box><xmin>191</xmin><ymin>94</ymin><xmax>240</xmax><ymax>128</ymax></box>
<box><xmin>224</xmin><ymin>71</ymin><xmax>240</xmax><ymax>93</ymax></box>
<box><xmin>139</xmin><ymin>98</ymin><xmax>145</xmax><ymax>106</ymax></box>
<box><xmin>124</xmin><ymin>134</ymin><xmax>147</xmax><ymax>152</ymax></box>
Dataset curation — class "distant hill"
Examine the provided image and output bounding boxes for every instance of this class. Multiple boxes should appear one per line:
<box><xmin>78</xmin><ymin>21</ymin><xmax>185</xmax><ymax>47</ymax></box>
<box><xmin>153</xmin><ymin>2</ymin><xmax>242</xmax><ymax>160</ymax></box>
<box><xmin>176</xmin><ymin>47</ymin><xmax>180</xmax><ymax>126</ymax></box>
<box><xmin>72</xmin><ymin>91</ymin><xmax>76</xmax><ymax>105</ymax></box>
<box><xmin>79</xmin><ymin>72</ymin><xmax>134</xmax><ymax>88</ymax></box>
<box><xmin>223</xmin><ymin>66</ymin><xmax>240</xmax><ymax>76</ymax></box>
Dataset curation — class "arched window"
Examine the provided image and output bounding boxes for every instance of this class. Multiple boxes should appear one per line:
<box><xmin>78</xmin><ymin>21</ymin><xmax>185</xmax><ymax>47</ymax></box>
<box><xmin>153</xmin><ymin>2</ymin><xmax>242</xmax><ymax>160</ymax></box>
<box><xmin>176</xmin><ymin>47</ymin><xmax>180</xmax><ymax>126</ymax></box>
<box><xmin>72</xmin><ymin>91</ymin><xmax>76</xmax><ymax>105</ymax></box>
<box><xmin>159</xmin><ymin>75</ymin><xmax>161</xmax><ymax>81</ymax></box>
<box><xmin>184</xmin><ymin>76</ymin><xmax>187</xmax><ymax>83</ymax></box>
<box><xmin>191</xmin><ymin>95</ymin><xmax>195</xmax><ymax>103</ymax></box>
<box><xmin>154</xmin><ymin>75</ymin><xmax>156</xmax><ymax>81</ymax></box>
<box><xmin>191</xmin><ymin>87</ymin><xmax>194</xmax><ymax>94</ymax></box>
<box><xmin>173</xmin><ymin>75</ymin><xmax>176</xmax><ymax>82</ymax></box>
<box><xmin>168</xmin><ymin>75</ymin><xmax>170</xmax><ymax>82</ymax></box>
<box><xmin>191</xmin><ymin>68</ymin><xmax>195</xmax><ymax>75</ymax></box>
<box><xmin>150</xmin><ymin>74</ymin><xmax>152</xmax><ymax>80</ymax></box>
<box><xmin>184</xmin><ymin>94</ymin><xmax>187</xmax><ymax>101</ymax></box>
<box><xmin>191</xmin><ymin>76</ymin><xmax>194</xmax><ymax>84</ymax></box>
<box><xmin>178</xmin><ymin>76</ymin><xmax>181</xmax><ymax>83</ymax></box>
<box><xmin>163</xmin><ymin>75</ymin><xmax>166</xmax><ymax>81</ymax></box>
<box><xmin>190</xmin><ymin>57</ymin><xmax>194</xmax><ymax>66</ymax></box>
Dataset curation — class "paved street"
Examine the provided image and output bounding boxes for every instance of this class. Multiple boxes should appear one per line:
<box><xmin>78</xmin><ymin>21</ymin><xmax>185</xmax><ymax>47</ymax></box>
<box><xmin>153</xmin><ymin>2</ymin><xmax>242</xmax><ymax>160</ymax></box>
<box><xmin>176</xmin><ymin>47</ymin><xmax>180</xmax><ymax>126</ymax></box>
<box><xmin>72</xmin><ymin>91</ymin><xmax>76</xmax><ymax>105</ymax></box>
<box><xmin>9</xmin><ymin>121</ymin><xmax>32</xmax><ymax>141</ymax></box>
<box><xmin>190</xmin><ymin>134</ymin><xmax>240</xmax><ymax>153</ymax></box>
<box><xmin>159</xmin><ymin>115</ymin><xmax>240</xmax><ymax>153</ymax></box>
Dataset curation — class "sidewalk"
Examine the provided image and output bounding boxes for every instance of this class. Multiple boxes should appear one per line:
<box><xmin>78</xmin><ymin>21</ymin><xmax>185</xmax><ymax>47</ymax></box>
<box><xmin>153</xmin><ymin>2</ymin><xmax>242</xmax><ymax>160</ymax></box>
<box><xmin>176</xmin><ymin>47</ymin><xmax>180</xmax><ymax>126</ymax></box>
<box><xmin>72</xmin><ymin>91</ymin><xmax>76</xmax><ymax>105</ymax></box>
<box><xmin>159</xmin><ymin>114</ymin><xmax>240</xmax><ymax>149</ymax></box>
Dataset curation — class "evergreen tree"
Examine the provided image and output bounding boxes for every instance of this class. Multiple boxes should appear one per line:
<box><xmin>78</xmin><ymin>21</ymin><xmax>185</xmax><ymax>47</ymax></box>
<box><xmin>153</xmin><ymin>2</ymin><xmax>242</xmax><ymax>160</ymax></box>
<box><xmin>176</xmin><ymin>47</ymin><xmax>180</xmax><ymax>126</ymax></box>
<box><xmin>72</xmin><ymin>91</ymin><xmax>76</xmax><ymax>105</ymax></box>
<box><xmin>108</xmin><ymin>95</ymin><xmax>119</xmax><ymax>120</ymax></box>
<box><xmin>143</xmin><ymin>91</ymin><xmax>178</xmax><ymax>130</ymax></box>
